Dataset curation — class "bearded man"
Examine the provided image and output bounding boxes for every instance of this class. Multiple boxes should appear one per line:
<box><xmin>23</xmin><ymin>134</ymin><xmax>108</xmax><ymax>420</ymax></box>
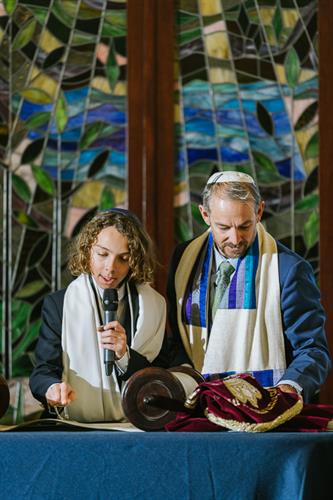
<box><xmin>166</xmin><ymin>171</ymin><xmax>331</xmax><ymax>403</ymax></box>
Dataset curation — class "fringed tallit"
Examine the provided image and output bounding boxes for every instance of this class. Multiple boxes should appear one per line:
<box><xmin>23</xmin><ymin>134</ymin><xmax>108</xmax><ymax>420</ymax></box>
<box><xmin>61</xmin><ymin>274</ymin><xmax>166</xmax><ymax>422</ymax></box>
<box><xmin>175</xmin><ymin>223</ymin><xmax>286</xmax><ymax>386</ymax></box>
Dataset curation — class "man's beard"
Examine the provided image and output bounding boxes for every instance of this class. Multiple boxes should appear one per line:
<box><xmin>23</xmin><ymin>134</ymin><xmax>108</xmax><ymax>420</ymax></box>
<box><xmin>219</xmin><ymin>241</ymin><xmax>249</xmax><ymax>257</ymax></box>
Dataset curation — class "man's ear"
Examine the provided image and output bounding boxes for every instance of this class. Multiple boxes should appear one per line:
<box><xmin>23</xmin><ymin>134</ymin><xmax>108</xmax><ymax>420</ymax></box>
<box><xmin>199</xmin><ymin>204</ymin><xmax>211</xmax><ymax>226</ymax></box>
<box><xmin>256</xmin><ymin>201</ymin><xmax>265</xmax><ymax>223</ymax></box>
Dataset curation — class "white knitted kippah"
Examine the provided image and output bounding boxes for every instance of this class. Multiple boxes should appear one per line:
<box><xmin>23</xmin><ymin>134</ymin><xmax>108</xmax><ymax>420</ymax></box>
<box><xmin>207</xmin><ymin>171</ymin><xmax>255</xmax><ymax>185</ymax></box>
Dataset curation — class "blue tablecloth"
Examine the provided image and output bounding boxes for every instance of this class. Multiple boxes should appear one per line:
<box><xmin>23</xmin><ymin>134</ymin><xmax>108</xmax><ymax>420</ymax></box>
<box><xmin>1</xmin><ymin>430</ymin><xmax>333</xmax><ymax>500</ymax></box>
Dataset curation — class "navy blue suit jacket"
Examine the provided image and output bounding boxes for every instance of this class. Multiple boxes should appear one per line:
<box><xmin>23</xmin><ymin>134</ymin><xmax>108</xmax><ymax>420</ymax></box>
<box><xmin>166</xmin><ymin>238</ymin><xmax>331</xmax><ymax>403</ymax></box>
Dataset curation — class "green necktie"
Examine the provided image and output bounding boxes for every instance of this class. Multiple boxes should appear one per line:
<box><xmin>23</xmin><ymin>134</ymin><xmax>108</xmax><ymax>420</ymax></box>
<box><xmin>212</xmin><ymin>261</ymin><xmax>234</xmax><ymax>318</ymax></box>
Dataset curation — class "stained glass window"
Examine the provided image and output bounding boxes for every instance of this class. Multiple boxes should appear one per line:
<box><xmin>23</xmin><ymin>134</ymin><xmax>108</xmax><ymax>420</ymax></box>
<box><xmin>175</xmin><ymin>0</ymin><xmax>319</xmax><ymax>276</ymax></box>
<box><xmin>0</xmin><ymin>0</ymin><xmax>127</xmax><ymax>405</ymax></box>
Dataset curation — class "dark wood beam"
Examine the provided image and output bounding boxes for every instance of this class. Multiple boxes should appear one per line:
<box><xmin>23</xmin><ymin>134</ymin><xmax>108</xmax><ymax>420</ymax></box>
<box><xmin>127</xmin><ymin>0</ymin><xmax>174</xmax><ymax>295</ymax></box>
<box><xmin>319</xmin><ymin>0</ymin><xmax>333</xmax><ymax>404</ymax></box>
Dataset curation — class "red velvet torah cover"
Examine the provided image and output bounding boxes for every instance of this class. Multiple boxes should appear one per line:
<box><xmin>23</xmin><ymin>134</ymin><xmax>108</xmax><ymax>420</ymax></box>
<box><xmin>165</xmin><ymin>373</ymin><xmax>333</xmax><ymax>432</ymax></box>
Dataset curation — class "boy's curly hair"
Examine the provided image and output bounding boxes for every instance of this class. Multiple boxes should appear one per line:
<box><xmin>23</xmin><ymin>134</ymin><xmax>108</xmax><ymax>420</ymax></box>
<box><xmin>68</xmin><ymin>210</ymin><xmax>157</xmax><ymax>285</ymax></box>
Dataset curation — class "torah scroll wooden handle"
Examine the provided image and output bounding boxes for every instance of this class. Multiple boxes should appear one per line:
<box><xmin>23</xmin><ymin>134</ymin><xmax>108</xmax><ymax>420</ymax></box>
<box><xmin>121</xmin><ymin>366</ymin><xmax>204</xmax><ymax>431</ymax></box>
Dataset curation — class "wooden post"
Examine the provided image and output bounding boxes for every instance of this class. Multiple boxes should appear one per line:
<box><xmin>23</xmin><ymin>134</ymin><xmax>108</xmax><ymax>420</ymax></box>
<box><xmin>127</xmin><ymin>0</ymin><xmax>174</xmax><ymax>295</ymax></box>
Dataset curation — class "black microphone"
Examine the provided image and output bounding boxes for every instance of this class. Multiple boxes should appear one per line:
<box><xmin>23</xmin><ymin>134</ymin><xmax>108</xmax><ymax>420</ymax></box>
<box><xmin>102</xmin><ymin>288</ymin><xmax>119</xmax><ymax>376</ymax></box>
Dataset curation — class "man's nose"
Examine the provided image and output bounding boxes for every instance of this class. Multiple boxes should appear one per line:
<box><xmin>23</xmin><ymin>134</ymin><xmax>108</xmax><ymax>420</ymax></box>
<box><xmin>229</xmin><ymin>228</ymin><xmax>242</xmax><ymax>245</ymax></box>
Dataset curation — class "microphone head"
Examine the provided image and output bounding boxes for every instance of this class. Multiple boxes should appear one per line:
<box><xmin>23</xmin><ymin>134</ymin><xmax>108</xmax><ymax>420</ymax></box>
<box><xmin>102</xmin><ymin>288</ymin><xmax>118</xmax><ymax>312</ymax></box>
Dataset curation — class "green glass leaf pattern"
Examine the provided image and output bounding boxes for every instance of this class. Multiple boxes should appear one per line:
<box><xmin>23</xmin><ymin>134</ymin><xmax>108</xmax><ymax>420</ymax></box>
<box><xmin>191</xmin><ymin>202</ymin><xmax>206</xmax><ymax>236</ymax></box>
<box><xmin>104</xmin><ymin>11</ymin><xmax>127</xmax><ymax>37</ymax></box>
<box><xmin>177</xmin><ymin>12</ymin><xmax>199</xmax><ymax>27</ymax></box>
<box><xmin>273</xmin><ymin>4</ymin><xmax>283</xmax><ymax>43</ymax></box>
<box><xmin>52</xmin><ymin>0</ymin><xmax>76</xmax><ymax>29</ymax></box>
<box><xmin>256</xmin><ymin>101</ymin><xmax>274</xmax><ymax>136</ymax></box>
<box><xmin>22</xmin><ymin>6</ymin><xmax>48</xmax><ymax>26</ymax></box>
<box><xmin>191</xmin><ymin>202</ymin><xmax>204</xmax><ymax>225</ymax></box>
<box><xmin>284</xmin><ymin>47</ymin><xmax>300</xmax><ymax>88</ymax></box>
<box><xmin>175</xmin><ymin>216</ymin><xmax>192</xmax><ymax>242</ymax></box>
<box><xmin>20</xmin><ymin>88</ymin><xmax>53</xmax><ymax>104</ymax></box>
<box><xmin>24</xmin><ymin>111</ymin><xmax>51</xmax><ymax>130</ymax></box>
<box><xmin>12</xmin><ymin>320</ymin><xmax>41</xmax><ymax>364</ymax></box>
<box><xmin>296</xmin><ymin>89</ymin><xmax>317</xmax><ymax>100</ymax></box>
<box><xmin>106</xmin><ymin>42</ymin><xmax>120</xmax><ymax>91</ymax></box>
<box><xmin>80</xmin><ymin>122</ymin><xmax>108</xmax><ymax>150</ymax></box>
<box><xmin>21</xmin><ymin>138</ymin><xmax>44</xmax><ymax>164</ymax></box>
<box><xmin>252</xmin><ymin>151</ymin><xmax>285</xmax><ymax>184</ymax></box>
<box><xmin>3</xmin><ymin>0</ymin><xmax>17</xmax><ymax>15</ymax></box>
<box><xmin>305</xmin><ymin>131</ymin><xmax>318</xmax><ymax>159</ymax></box>
<box><xmin>55</xmin><ymin>92</ymin><xmax>68</xmax><ymax>133</ymax></box>
<box><xmin>11</xmin><ymin>301</ymin><xmax>31</xmax><ymax>342</ymax></box>
<box><xmin>44</xmin><ymin>3</ymin><xmax>94</xmax><ymax>45</ymax></box>
<box><xmin>13</xmin><ymin>211</ymin><xmax>38</xmax><ymax>229</ymax></box>
<box><xmin>295</xmin><ymin>102</ymin><xmax>318</xmax><ymax>131</ymax></box>
<box><xmin>11</xmin><ymin>128</ymin><xmax>28</xmax><ymax>151</ymax></box>
<box><xmin>99</xmin><ymin>185</ymin><xmax>116</xmax><ymax>211</ymax></box>
<box><xmin>294</xmin><ymin>193</ymin><xmax>319</xmax><ymax>212</ymax></box>
<box><xmin>303</xmin><ymin>210</ymin><xmax>319</xmax><ymax>249</ymax></box>
<box><xmin>178</xmin><ymin>28</ymin><xmax>202</xmax><ymax>46</ymax></box>
<box><xmin>31</xmin><ymin>165</ymin><xmax>55</xmax><ymax>195</ymax></box>
<box><xmin>102</xmin><ymin>22</ymin><xmax>127</xmax><ymax>38</ymax></box>
<box><xmin>105</xmin><ymin>10</ymin><xmax>127</xmax><ymax>26</ymax></box>
<box><xmin>187</xmin><ymin>160</ymin><xmax>216</xmax><ymax>176</ymax></box>
<box><xmin>12</xmin><ymin>18</ymin><xmax>37</xmax><ymax>50</ymax></box>
<box><xmin>15</xmin><ymin>280</ymin><xmax>45</xmax><ymax>299</ymax></box>
<box><xmin>87</xmin><ymin>150</ymin><xmax>109</xmax><ymax>178</ymax></box>
<box><xmin>12</xmin><ymin>174</ymin><xmax>31</xmax><ymax>203</ymax></box>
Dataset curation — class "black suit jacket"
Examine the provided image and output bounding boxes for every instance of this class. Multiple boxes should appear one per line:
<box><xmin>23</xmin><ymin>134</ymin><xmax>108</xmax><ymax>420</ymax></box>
<box><xmin>29</xmin><ymin>282</ymin><xmax>167</xmax><ymax>407</ymax></box>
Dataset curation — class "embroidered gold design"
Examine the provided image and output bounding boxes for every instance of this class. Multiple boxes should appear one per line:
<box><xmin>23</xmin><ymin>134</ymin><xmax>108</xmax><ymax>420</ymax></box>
<box><xmin>224</xmin><ymin>377</ymin><xmax>263</xmax><ymax>408</ymax></box>
<box><xmin>224</xmin><ymin>377</ymin><xmax>280</xmax><ymax>414</ymax></box>
<box><xmin>205</xmin><ymin>397</ymin><xmax>303</xmax><ymax>432</ymax></box>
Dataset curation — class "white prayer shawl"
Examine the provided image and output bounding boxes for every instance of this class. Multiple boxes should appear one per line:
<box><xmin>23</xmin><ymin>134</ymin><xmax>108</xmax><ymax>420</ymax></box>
<box><xmin>175</xmin><ymin>223</ymin><xmax>286</xmax><ymax>381</ymax></box>
<box><xmin>61</xmin><ymin>274</ymin><xmax>166</xmax><ymax>422</ymax></box>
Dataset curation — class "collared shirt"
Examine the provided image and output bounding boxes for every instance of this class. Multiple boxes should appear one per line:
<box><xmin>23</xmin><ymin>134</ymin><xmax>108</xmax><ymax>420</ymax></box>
<box><xmin>210</xmin><ymin>248</ymin><xmax>302</xmax><ymax>395</ymax></box>
<box><xmin>213</xmin><ymin>246</ymin><xmax>238</xmax><ymax>274</ymax></box>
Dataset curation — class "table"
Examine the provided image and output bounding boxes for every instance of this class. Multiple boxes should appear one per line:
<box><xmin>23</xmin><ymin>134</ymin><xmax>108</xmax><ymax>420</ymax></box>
<box><xmin>1</xmin><ymin>431</ymin><xmax>333</xmax><ymax>500</ymax></box>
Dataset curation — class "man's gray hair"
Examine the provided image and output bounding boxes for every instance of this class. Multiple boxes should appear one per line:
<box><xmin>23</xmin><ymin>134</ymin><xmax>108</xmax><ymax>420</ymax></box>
<box><xmin>202</xmin><ymin>179</ymin><xmax>262</xmax><ymax>213</ymax></box>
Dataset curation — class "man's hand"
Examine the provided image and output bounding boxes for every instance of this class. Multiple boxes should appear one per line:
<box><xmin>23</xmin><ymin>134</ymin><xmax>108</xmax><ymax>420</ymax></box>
<box><xmin>46</xmin><ymin>382</ymin><xmax>76</xmax><ymax>407</ymax></box>
<box><xmin>278</xmin><ymin>384</ymin><xmax>298</xmax><ymax>395</ymax></box>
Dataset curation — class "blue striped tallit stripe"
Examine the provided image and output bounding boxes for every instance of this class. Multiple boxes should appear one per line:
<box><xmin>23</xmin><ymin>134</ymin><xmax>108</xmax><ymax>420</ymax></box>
<box><xmin>184</xmin><ymin>289</ymin><xmax>192</xmax><ymax>323</ymax></box>
<box><xmin>252</xmin><ymin>370</ymin><xmax>274</xmax><ymax>387</ymax></box>
<box><xmin>199</xmin><ymin>233</ymin><xmax>213</xmax><ymax>327</ymax></box>
<box><xmin>243</xmin><ymin>235</ymin><xmax>258</xmax><ymax>309</ymax></box>
<box><xmin>228</xmin><ymin>257</ymin><xmax>243</xmax><ymax>308</ymax></box>
<box><xmin>228</xmin><ymin>264</ymin><xmax>238</xmax><ymax>309</ymax></box>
